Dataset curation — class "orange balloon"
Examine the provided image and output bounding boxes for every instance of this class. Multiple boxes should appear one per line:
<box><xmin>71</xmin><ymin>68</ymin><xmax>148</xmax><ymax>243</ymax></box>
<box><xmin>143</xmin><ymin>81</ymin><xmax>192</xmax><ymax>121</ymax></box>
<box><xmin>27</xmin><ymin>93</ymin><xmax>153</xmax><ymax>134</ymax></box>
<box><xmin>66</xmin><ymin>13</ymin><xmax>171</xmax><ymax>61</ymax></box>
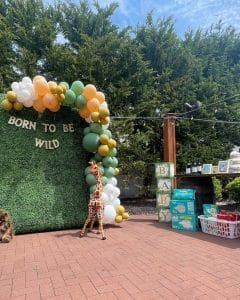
<box><xmin>33</xmin><ymin>97</ymin><xmax>45</xmax><ymax>113</ymax></box>
<box><xmin>79</xmin><ymin>106</ymin><xmax>91</xmax><ymax>118</ymax></box>
<box><xmin>48</xmin><ymin>81</ymin><xmax>57</xmax><ymax>93</ymax></box>
<box><xmin>86</xmin><ymin>98</ymin><xmax>100</xmax><ymax>112</ymax></box>
<box><xmin>42</xmin><ymin>93</ymin><xmax>58</xmax><ymax>109</ymax></box>
<box><xmin>33</xmin><ymin>75</ymin><xmax>45</xmax><ymax>83</ymax></box>
<box><xmin>82</xmin><ymin>84</ymin><xmax>97</xmax><ymax>100</ymax></box>
<box><xmin>95</xmin><ymin>91</ymin><xmax>105</xmax><ymax>104</ymax></box>
<box><xmin>49</xmin><ymin>103</ymin><xmax>60</xmax><ymax>112</ymax></box>
<box><xmin>34</xmin><ymin>78</ymin><xmax>50</xmax><ymax>96</ymax></box>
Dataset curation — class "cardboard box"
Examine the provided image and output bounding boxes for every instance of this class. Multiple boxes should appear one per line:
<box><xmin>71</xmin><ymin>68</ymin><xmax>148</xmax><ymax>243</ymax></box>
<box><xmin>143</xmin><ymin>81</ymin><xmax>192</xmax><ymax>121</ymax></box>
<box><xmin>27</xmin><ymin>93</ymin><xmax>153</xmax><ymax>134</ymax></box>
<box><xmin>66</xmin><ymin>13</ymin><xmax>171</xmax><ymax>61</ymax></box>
<box><xmin>170</xmin><ymin>199</ymin><xmax>196</xmax><ymax>215</ymax></box>
<box><xmin>158</xmin><ymin>208</ymin><xmax>171</xmax><ymax>222</ymax></box>
<box><xmin>171</xmin><ymin>215</ymin><xmax>198</xmax><ymax>231</ymax></box>
<box><xmin>203</xmin><ymin>204</ymin><xmax>218</xmax><ymax>217</ymax></box>
<box><xmin>172</xmin><ymin>188</ymin><xmax>195</xmax><ymax>200</ymax></box>
<box><xmin>156</xmin><ymin>192</ymin><xmax>171</xmax><ymax>207</ymax></box>
<box><xmin>155</xmin><ymin>162</ymin><xmax>174</xmax><ymax>178</ymax></box>
<box><xmin>157</xmin><ymin>178</ymin><xmax>173</xmax><ymax>192</ymax></box>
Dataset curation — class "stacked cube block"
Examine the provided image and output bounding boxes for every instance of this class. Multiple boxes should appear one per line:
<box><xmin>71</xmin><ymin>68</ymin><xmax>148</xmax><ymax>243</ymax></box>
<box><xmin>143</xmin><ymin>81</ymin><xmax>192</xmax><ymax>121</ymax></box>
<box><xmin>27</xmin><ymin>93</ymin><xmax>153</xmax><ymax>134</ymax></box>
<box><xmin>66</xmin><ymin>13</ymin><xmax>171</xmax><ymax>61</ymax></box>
<box><xmin>155</xmin><ymin>162</ymin><xmax>174</xmax><ymax>222</ymax></box>
<box><xmin>170</xmin><ymin>189</ymin><xmax>198</xmax><ymax>232</ymax></box>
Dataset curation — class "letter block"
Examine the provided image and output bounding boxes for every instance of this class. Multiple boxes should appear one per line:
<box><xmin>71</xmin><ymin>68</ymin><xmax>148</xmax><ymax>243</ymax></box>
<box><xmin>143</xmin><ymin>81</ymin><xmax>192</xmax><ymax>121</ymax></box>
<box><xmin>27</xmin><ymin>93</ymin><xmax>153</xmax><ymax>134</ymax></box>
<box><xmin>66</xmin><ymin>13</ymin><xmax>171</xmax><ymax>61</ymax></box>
<box><xmin>158</xmin><ymin>208</ymin><xmax>171</xmax><ymax>222</ymax></box>
<box><xmin>155</xmin><ymin>162</ymin><xmax>174</xmax><ymax>178</ymax></box>
<box><xmin>156</xmin><ymin>192</ymin><xmax>171</xmax><ymax>208</ymax></box>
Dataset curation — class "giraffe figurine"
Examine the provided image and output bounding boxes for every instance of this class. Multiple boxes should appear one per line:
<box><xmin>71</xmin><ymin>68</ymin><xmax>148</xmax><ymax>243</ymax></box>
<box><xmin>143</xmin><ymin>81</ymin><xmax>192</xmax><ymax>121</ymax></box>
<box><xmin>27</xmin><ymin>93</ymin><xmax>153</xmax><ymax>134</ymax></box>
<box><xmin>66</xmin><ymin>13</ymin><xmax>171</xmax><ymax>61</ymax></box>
<box><xmin>80</xmin><ymin>161</ymin><xmax>106</xmax><ymax>240</ymax></box>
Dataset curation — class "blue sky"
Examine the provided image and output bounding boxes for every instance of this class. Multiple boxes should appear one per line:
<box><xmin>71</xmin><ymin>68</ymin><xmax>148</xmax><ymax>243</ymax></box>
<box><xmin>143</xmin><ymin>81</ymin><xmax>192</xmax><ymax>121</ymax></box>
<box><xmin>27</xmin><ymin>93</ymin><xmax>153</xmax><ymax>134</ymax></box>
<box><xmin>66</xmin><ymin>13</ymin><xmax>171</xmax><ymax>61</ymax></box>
<box><xmin>96</xmin><ymin>0</ymin><xmax>240</xmax><ymax>37</ymax></box>
<box><xmin>45</xmin><ymin>0</ymin><xmax>240</xmax><ymax>38</ymax></box>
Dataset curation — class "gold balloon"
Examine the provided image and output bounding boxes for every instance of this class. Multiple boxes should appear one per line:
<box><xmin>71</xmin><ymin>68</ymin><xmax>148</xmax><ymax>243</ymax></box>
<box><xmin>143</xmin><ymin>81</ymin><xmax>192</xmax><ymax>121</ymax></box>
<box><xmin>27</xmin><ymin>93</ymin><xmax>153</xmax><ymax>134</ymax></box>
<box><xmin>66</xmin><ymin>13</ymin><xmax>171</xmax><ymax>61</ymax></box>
<box><xmin>115</xmin><ymin>215</ymin><xmax>123</xmax><ymax>223</ymax></box>
<box><xmin>2</xmin><ymin>99</ymin><xmax>13</xmax><ymax>111</ymax></box>
<box><xmin>108</xmin><ymin>138</ymin><xmax>117</xmax><ymax>148</ymax></box>
<box><xmin>115</xmin><ymin>168</ymin><xmax>120</xmax><ymax>175</ymax></box>
<box><xmin>7</xmin><ymin>91</ymin><xmax>17</xmax><ymax>103</ymax></box>
<box><xmin>100</xmin><ymin>134</ymin><xmax>109</xmax><ymax>145</ymax></box>
<box><xmin>122</xmin><ymin>212</ymin><xmax>129</xmax><ymax>219</ymax></box>
<box><xmin>100</xmin><ymin>117</ymin><xmax>110</xmax><ymax>125</ymax></box>
<box><xmin>55</xmin><ymin>86</ymin><xmax>63</xmax><ymax>95</ymax></box>
<box><xmin>98</xmin><ymin>145</ymin><xmax>109</xmax><ymax>156</ymax></box>
<box><xmin>91</xmin><ymin>112</ymin><xmax>100</xmax><ymax>122</ymax></box>
<box><xmin>58</xmin><ymin>93</ymin><xmax>65</xmax><ymax>102</ymax></box>
<box><xmin>13</xmin><ymin>101</ymin><xmax>24</xmax><ymax>111</ymax></box>
<box><xmin>116</xmin><ymin>205</ymin><xmax>125</xmax><ymax>215</ymax></box>
<box><xmin>99</xmin><ymin>108</ymin><xmax>110</xmax><ymax>118</ymax></box>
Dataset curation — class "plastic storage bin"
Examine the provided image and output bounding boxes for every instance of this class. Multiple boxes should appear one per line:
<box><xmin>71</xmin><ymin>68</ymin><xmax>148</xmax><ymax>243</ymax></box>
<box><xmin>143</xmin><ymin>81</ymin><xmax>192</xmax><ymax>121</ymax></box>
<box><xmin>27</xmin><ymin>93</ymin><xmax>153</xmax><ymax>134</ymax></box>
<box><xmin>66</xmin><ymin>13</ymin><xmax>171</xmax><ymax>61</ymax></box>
<box><xmin>198</xmin><ymin>215</ymin><xmax>240</xmax><ymax>239</ymax></box>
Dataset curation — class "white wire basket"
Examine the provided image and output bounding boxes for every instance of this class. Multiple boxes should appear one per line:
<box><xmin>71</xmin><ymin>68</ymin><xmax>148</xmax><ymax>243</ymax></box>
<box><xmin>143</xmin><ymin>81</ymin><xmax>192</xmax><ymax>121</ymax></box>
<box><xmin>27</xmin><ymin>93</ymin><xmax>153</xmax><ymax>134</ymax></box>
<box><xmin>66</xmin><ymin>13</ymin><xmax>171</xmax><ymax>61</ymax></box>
<box><xmin>198</xmin><ymin>215</ymin><xmax>240</xmax><ymax>239</ymax></box>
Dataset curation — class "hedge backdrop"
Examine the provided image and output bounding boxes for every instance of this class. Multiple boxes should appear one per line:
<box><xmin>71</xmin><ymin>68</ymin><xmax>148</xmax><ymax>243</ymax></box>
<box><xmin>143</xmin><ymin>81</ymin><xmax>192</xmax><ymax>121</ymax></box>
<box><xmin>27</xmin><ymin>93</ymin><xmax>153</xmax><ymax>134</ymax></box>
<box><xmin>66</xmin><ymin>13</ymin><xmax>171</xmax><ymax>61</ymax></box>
<box><xmin>0</xmin><ymin>106</ymin><xmax>90</xmax><ymax>233</ymax></box>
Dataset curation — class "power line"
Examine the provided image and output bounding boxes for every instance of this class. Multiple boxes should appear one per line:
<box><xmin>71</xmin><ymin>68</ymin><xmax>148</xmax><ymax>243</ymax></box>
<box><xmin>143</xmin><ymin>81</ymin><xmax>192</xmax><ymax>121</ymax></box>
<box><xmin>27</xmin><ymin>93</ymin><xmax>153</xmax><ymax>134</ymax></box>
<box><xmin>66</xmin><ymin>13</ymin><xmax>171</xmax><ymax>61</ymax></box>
<box><xmin>177</xmin><ymin>116</ymin><xmax>240</xmax><ymax>125</ymax></box>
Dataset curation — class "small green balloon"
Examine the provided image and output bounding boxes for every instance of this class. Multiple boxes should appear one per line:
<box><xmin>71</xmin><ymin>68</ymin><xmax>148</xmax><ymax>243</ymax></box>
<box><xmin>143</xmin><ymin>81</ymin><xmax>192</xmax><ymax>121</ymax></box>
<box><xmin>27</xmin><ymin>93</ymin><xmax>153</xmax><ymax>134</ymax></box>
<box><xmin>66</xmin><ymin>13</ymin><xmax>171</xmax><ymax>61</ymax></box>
<box><xmin>104</xmin><ymin>166</ymin><xmax>115</xmax><ymax>178</ymax></box>
<box><xmin>82</xmin><ymin>132</ymin><xmax>100</xmax><ymax>152</ymax></box>
<box><xmin>84</xmin><ymin>166</ymin><xmax>91</xmax><ymax>176</ymax></box>
<box><xmin>64</xmin><ymin>89</ymin><xmax>76</xmax><ymax>106</ymax></box>
<box><xmin>112</xmin><ymin>157</ymin><xmax>118</xmax><ymax>167</ymax></box>
<box><xmin>86</xmin><ymin>174</ymin><xmax>97</xmax><ymax>186</ymax></box>
<box><xmin>90</xmin><ymin>122</ymin><xmax>103</xmax><ymax>134</ymax></box>
<box><xmin>102</xmin><ymin>129</ymin><xmax>112</xmax><ymax>138</ymax></box>
<box><xmin>94</xmin><ymin>153</ymin><xmax>103</xmax><ymax>161</ymax></box>
<box><xmin>102</xmin><ymin>176</ymin><xmax>108</xmax><ymax>185</ymax></box>
<box><xmin>102</xmin><ymin>156</ymin><xmax>114</xmax><ymax>167</ymax></box>
<box><xmin>71</xmin><ymin>80</ymin><xmax>84</xmax><ymax>96</ymax></box>
<box><xmin>59</xmin><ymin>81</ymin><xmax>69</xmax><ymax>90</ymax></box>
<box><xmin>99</xmin><ymin>165</ymin><xmax>104</xmax><ymax>175</ymax></box>
<box><xmin>108</xmin><ymin>147</ymin><xmax>117</xmax><ymax>157</ymax></box>
<box><xmin>76</xmin><ymin>95</ymin><xmax>87</xmax><ymax>108</ymax></box>
<box><xmin>83</xmin><ymin>127</ymin><xmax>91</xmax><ymax>135</ymax></box>
<box><xmin>90</xmin><ymin>184</ymin><xmax>96</xmax><ymax>193</ymax></box>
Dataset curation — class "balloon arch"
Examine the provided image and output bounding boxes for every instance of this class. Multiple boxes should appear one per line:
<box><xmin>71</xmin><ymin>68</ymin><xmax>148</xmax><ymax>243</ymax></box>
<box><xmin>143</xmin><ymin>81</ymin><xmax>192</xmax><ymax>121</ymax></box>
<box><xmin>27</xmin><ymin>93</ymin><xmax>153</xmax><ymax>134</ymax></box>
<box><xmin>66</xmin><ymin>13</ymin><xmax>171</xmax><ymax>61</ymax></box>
<box><xmin>1</xmin><ymin>76</ymin><xmax>129</xmax><ymax>224</ymax></box>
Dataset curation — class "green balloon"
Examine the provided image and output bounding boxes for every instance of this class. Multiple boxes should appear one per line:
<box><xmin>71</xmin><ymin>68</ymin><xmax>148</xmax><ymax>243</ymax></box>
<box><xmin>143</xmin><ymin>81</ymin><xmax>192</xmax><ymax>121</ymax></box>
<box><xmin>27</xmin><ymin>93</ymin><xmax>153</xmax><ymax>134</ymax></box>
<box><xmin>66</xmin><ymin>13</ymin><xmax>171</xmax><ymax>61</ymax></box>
<box><xmin>84</xmin><ymin>166</ymin><xmax>91</xmax><ymax>176</ymax></box>
<box><xmin>102</xmin><ymin>176</ymin><xmax>108</xmax><ymax>185</ymax></box>
<box><xmin>104</xmin><ymin>166</ymin><xmax>115</xmax><ymax>178</ymax></box>
<box><xmin>112</xmin><ymin>157</ymin><xmax>118</xmax><ymax>167</ymax></box>
<box><xmin>83</xmin><ymin>127</ymin><xmax>91</xmax><ymax>135</ymax></box>
<box><xmin>108</xmin><ymin>147</ymin><xmax>117</xmax><ymax>157</ymax></box>
<box><xmin>76</xmin><ymin>95</ymin><xmax>86</xmax><ymax>108</ymax></box>
<box><xmin>86</xmin><ymin>174</ymin><xmax>97</xmax><ymax>186</ymax></box>
<box><xmin>102</xmin><ymin>129</ymin><xmax>112</xmax><ymax>138</ymax></box>
<box><xmin>90</xmin><ymin>184</ymin><xmax>96</xmax><ymax>193</ymax></box>
<box><xmin>90</xmin><ymin>122</ymin><xmax>103</xmax><ymax>134</ymax></box>
<box><xmin>82</xmin><ymin>132</ymin><xmax>100</xmax><ymax>152</ymax></box>
<box><xmin>59</xmin><ymin>81</ymin><xmax>69</xmax><ymax>90</ymax></box>
<box><xmin>64</xmin><ymin>89</ymin><xmax>76</xmax><ymax>106</ymax></box>
<box><xmin>102</xmin><ymin>156</ymin><xmax>114</xmax><ymax>167</ymax></box>
<box><xmin>99</xmin><ymin>165</ymin><xmax>104</xmax><ymax>175</ymax></box>
<box><xmin>71</xmin><ymin>81</ymin><xmax>84</xmax><ymax>96</ymax></box>
<box><xmin>94</xmin><ymin>153</ymin><xmax>103</xmax><ymax>161</ymax></box>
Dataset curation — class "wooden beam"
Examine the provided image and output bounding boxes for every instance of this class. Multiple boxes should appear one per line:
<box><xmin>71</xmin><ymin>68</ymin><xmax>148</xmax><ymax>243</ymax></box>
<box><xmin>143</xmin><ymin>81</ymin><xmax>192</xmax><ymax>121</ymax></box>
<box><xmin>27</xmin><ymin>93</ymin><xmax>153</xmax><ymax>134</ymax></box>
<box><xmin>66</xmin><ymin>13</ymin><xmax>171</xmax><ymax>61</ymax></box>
<box><xmin>163</xmin><ymin>113</ymin><xmax>176</xmax><ymax>175</ymax></box>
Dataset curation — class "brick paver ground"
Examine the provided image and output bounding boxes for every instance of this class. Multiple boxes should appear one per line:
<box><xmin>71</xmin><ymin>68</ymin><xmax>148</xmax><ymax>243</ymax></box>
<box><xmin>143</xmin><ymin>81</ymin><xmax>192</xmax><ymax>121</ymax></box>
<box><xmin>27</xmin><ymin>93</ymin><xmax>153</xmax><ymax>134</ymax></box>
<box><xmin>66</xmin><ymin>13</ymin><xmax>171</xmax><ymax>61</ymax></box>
<box><xmin>0</xmin><ymin>214</ymin><xmax>240</xmax><ymax>300</ymax></box>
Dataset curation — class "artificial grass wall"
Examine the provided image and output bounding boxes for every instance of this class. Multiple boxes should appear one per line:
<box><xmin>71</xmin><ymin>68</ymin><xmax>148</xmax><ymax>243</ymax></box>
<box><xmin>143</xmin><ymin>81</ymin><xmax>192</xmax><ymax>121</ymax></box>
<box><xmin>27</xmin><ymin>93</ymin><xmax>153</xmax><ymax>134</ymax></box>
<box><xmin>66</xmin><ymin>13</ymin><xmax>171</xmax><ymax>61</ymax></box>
<box><xmin>0</xmin><ymin>107</ymin><xmax>90</xmax><ymax>234</ymax></box>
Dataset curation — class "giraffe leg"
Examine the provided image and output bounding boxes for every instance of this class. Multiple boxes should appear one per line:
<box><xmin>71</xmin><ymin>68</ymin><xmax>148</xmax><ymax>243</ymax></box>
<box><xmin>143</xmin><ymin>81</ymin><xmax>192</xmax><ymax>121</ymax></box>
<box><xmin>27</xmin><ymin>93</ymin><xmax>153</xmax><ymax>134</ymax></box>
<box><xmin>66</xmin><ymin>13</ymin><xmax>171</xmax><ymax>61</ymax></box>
<box><xmin>80</xmin><ymin>214</ymin><xmax>91</xmax><ymax>237</ymax></box>
<box><xmin>97</xmin><ymin>208</ymin><xmax>106</xmax><ymax>240</ymax></box>
<box><xmin>89</xmin><ymin>215</ymin><xmax>96</xmax><ymax>232</ymax></box>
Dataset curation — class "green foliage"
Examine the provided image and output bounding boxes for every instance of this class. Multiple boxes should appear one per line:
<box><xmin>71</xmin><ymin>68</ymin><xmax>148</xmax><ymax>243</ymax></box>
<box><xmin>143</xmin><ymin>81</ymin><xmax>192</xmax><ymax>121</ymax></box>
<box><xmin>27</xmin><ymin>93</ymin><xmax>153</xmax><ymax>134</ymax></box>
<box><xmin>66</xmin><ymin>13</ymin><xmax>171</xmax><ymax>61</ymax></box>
<box><xmin>0</xmin><ymin>107</ymin><xmax>89</xmax><ymax>233</ymax></box>
<box><xmin>212</xmin><ymin>177</ymin><xmax>223</xmax><ymax>201</ymax></box>
<box><xmin>226</xmin><ymin>177</ymin><xmax>240</xmax><ymax>203</ymax></box>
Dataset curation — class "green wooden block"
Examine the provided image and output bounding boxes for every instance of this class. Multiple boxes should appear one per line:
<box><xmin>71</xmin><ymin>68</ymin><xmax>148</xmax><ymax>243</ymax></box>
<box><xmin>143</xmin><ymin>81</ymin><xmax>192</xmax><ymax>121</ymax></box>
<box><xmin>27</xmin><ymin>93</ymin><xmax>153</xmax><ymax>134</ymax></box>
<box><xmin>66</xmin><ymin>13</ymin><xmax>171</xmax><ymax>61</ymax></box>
<box><xmin>157</xmin><ymin>177</ymin><xmax>174</xmax><ymax>192</ymax></box>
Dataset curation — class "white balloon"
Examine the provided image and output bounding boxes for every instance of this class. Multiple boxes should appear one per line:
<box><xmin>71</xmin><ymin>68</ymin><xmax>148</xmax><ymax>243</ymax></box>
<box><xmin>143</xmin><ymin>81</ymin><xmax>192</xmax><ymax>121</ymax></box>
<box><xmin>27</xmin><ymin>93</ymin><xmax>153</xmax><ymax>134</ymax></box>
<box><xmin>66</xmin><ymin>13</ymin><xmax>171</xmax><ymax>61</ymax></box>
<box><xmin>108</xmin><ymin>177</ymin><xmax>117</xmax><ymax>186</ymax></box>
<box><xmin>22</xmin><ymin>77</ymin><xmax>32</xmax><ymax>84</ymax></box>
<box><xmin>103</xmin><ymin>205</ymin><xmax>116</xmax><ymax>223</ymax></box>
<box><xmin>101</xmin><ymin>192</ymin><xmax>109</xmax><ymax>205</ymax></box>
<box><xmin>113</xmin><ymin>198</ymin><xmax>121</xmax><ymax>208</ymax></box>
<box><xmin>103</xmin><ymin>183</ymin><xmax>114</xmax><ymax>194</ymax></box>
<box><xmin>23</xmin><ymin>99</ymin><xmax>33</xmax><ymax>107</ymax></box>
<box><xmin>102</xmin><ymin>122</ymin><xmax>110</xmax><ymax>129</ymax></box>
<box><xmin>100</xmin><ymin>101</ymin><xmax>108</xmax><ymax>109</ymax></box>
<box><xmin>11</xmin><ymin>82</ymin><xmax>19</xmax><ymax>92</ymax></box>
<box><xmin>18</xmin><ymin>90</ymin><xmax>31</xmax><ymax>102</ymax></box>
<box><xmin>112</xmin><ymin>187</ymin><xmax>120</xmax><ymax>198</ymax></box>
<box><xmin>19</xmin><ymin>82</ymin><xmax>27</xmax><ymax>90</ymax></box>
<box><xmin>85</xmin><ymin>116</ymin><xmax>92</xmax><ymax>123</ymax></box>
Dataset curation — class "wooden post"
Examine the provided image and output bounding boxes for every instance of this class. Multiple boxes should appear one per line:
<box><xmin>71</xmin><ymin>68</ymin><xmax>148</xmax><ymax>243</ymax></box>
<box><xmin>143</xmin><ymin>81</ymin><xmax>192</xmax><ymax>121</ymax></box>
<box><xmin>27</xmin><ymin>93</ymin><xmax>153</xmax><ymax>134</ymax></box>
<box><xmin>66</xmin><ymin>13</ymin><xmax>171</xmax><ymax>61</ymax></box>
<box><xmin>163</xmin><ymin>113</ymin><xmax>177</xmax><ymax>186</ymax></box>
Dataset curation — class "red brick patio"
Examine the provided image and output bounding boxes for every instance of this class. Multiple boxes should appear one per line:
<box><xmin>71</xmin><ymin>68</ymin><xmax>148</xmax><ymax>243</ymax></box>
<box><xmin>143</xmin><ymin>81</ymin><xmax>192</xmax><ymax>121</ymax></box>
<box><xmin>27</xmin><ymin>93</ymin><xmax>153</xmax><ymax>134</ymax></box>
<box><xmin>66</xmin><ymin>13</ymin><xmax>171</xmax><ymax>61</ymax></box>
<box><xmin>0</xmin><ymin>214</ymin><xmax>240</xmax><ymax>300</ymax></box>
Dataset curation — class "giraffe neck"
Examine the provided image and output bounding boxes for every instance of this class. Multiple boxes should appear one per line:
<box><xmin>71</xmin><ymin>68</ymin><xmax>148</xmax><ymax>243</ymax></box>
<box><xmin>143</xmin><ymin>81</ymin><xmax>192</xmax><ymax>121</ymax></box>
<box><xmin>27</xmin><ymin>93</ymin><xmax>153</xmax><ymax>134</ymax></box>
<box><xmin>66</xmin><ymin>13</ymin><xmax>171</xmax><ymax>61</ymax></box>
<box><xmin>93</xmin><ymin>169</ymin><xmax>102</xmax><ymax>199</ymax></box>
